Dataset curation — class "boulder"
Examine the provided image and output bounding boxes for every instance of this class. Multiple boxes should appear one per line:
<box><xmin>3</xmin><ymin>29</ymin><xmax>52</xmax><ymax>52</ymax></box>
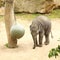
<box><xmin>0</xmin><ymin>0</ymin><xmax>60</xmax><ymax>14</ymax></box>
<box><xmin>14</xmin><ymin>0</ymin><xmax>57</xmax><ymax>13</ymax></box>
<box><xmin>54</xmin><ymin>0</ymin><xmax>60</xmax><ymax>8</ymax></box>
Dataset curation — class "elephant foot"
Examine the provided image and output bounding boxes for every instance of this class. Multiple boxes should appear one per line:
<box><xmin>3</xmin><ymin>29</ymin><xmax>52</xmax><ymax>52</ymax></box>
<box><xmin>33</xmin><ymin>46</ymin><xmax>36</xmax><ymax>49</ymax></box>
<box><xmin>36</xmin><ymin>44</ymin><xmax>39</xmax><ymax>46</ymax></box>
<box><xmin>33</xmin><ymin>45</ymin><xmax>36</xmax><ymax>49</ymax></box>
<box><xmin>44</xmin><ymin>41</ymin><xmax>49</xmax><ymax>45</ymax></box>
<box><xmin>38</xmin><ymin>44</ymin><xmax>42</xmax><ymax>47</ymax></box>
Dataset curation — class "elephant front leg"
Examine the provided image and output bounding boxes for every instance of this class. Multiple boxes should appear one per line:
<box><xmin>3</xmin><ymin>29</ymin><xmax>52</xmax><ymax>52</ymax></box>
<box><xmin>32</xmin><ymin>35</ymin><xmax>38</xmax><ymax>49</ymax></box>
<box><xmin>44</xmin><ymin>34</ymin><xmax>49</xmax><ymax>45</ymax></box>
<box><xmin>39</xmin><ymin>32</ymin><xmax>43</xmax><ymax>47</ymax></box>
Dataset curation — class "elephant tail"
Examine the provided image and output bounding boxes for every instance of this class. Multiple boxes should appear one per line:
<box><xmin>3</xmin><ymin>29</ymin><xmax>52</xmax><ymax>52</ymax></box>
<box><xmin>51</xmin><ymin>31</ymin><xmax>53</xmax><ymax>38</ymax></box>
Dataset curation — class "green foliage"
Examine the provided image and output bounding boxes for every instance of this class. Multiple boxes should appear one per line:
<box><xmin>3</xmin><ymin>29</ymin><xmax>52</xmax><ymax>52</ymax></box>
<box><xmin>15</xmin><ymin>13</ymin><xmax>40</xmax><ymax>20</ymax></box>
<box><xmin>45</xmin><ymin>9</ymin><xmax>60</xmax><ymax>18</ymax></box>
<box><xmin>5</xmin><ymin>43</ymin><xmax>9</xmax><ymax>48</ymax></box>
<box><xmin>48</xmin><ymin>45</ymin><xmax>60</xmax><ymax>58</ymax></box>
<box><xmin>0</xmin><ymin>9</ymin><xmax>60</xmax><ymax>22</ymax></box>
<box><xmin>15</xmin><ymin>9</ymin><xmax>60</xmax><ymax>20</ymax></box>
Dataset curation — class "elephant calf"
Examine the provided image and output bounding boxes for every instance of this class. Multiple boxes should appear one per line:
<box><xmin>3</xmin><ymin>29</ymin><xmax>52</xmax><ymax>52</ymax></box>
<box><xmin>30</xmin><ymin>15</ymin><xmax>52</xmax><ymax>49</ymax></box>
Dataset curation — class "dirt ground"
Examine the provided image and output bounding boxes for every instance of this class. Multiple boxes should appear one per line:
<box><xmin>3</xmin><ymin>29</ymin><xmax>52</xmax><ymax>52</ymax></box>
<box><xmin>0</xmin><ymin>18</ymin><xmax>60</xmax><ymax>60</ymax></box>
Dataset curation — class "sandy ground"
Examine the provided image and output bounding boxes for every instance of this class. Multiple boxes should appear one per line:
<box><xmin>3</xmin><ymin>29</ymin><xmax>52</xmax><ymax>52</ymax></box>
<box><xmin>0</xmin><ymin>18</ymin><xmax>60</xmax><ymax>60</ymax></box>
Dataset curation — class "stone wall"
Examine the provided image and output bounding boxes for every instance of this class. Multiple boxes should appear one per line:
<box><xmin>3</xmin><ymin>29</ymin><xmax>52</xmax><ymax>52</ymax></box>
<box><xmin>14</xmin><ymin>0</ymin><xmax>57</xmax><ymax>13</ymax></box>
<box><xmin>0</xmin><ymin>0</ymin><xmax>60</xmax><ymax>14</ymax></box>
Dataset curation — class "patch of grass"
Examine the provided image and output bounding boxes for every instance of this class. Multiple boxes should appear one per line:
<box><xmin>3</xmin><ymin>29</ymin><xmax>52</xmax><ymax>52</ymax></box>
<box><xmin>0</xmin><ymin>9</ymin><xmax>60</xmax><ymax>22</ymax></box>
<box><xmin>15</xmin><ymin>9</ymin><xmax>60</xmax><ymax>20</ymax></box>
<box><xmin>5</xmin><ymin>43</ymin><xmax>18</xmax><ymax>48</ymax></box>
<box><xmin>45</xmin><ymin>9</ymin><xmax>60</xmax><ymax>18</ymax></box>
<box><xmin>15</xmin><ymin>13</ymin><xmax>40</xmax><ymax>20</ymax></box>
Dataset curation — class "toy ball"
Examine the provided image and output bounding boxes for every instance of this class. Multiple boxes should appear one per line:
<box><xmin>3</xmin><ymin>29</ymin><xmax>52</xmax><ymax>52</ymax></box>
<box><xmin>10</xmin><ymin>23</ymin><xmax>25</xmax><ymax>39</ymax></box>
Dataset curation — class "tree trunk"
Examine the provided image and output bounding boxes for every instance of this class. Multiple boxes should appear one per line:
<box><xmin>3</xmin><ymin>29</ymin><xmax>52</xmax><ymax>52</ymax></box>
<box><xmin>5</xmin><ymin>0</ymin><xmax>17</xmax><ymax>48</ymax></box>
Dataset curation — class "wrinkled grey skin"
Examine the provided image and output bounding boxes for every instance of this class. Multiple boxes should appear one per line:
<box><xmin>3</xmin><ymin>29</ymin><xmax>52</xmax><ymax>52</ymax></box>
<box><xmin>30</xmin><ymin>15</ymin><xmax>51</xmax><ymax>49</ymax></box>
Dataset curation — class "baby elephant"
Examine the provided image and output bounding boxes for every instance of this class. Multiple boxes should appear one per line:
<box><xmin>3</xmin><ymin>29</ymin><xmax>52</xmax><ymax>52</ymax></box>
<box><xmin>30</xmin><ymin>15</ymin><xmax>52</xmax><ymax>49</ymax></box>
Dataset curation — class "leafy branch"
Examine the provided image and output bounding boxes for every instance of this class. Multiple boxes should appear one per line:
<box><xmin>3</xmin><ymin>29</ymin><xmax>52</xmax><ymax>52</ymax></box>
<box><xmin>48</xmin><ymin>45</ymin><xmax>60</xmax><ymax>58</ymax></box>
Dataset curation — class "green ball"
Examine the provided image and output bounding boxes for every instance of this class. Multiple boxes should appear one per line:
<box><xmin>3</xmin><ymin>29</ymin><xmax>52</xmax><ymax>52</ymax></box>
<box><xmin>10</xmin><ymin>23</ymin><xmax>25</xmax><ymax>39</ymax></box>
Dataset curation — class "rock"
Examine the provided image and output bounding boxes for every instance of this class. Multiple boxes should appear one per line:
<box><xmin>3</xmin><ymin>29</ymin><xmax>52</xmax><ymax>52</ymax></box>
<box><xmin>39</xmin><ymin>0</ymin><xmax>56</xmax><ymax>13</ymax></box>
<box><xmin>0</xmin><ymin>0</ymin><xmax>60</xmax><ymax>14</ymax></box>
<box><xmin>14</xmin><ymin>0</ymin><xmax>57</xmax><ymax>13</ymax></box>
<box><xmin>54</xmin><ymin>0</ymin><xmax>60</xmax><ymax>8</ymax></box>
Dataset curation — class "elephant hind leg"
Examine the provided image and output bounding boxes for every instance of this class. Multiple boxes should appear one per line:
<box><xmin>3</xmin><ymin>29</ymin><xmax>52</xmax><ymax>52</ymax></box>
<box><xmin>44</xmin><ymin>26</ymin><xmax>51</xmax><ymax>45</ymax></box>
<box><xmin>44</xmin><ymin>33</ymin><xmax>50</xmax><ymax>45</ymax></box>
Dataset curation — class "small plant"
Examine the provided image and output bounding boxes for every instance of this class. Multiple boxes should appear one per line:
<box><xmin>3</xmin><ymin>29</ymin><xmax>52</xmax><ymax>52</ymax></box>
<box><xmin>48</xmin><ymin>45</ymin><xmax>60</xmax><ymax>58</ymax></box>
<box><xmin>5</xmin><ymin>43</ymin><xmax>9</xmax><ymax>48</ymax></box>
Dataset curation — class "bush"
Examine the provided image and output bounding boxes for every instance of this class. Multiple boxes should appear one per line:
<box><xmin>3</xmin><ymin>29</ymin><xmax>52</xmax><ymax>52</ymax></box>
<box><xmin>48</xmin><ymin>45</ymin><xmax>60</xmax><ymax>58</ymax></box>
